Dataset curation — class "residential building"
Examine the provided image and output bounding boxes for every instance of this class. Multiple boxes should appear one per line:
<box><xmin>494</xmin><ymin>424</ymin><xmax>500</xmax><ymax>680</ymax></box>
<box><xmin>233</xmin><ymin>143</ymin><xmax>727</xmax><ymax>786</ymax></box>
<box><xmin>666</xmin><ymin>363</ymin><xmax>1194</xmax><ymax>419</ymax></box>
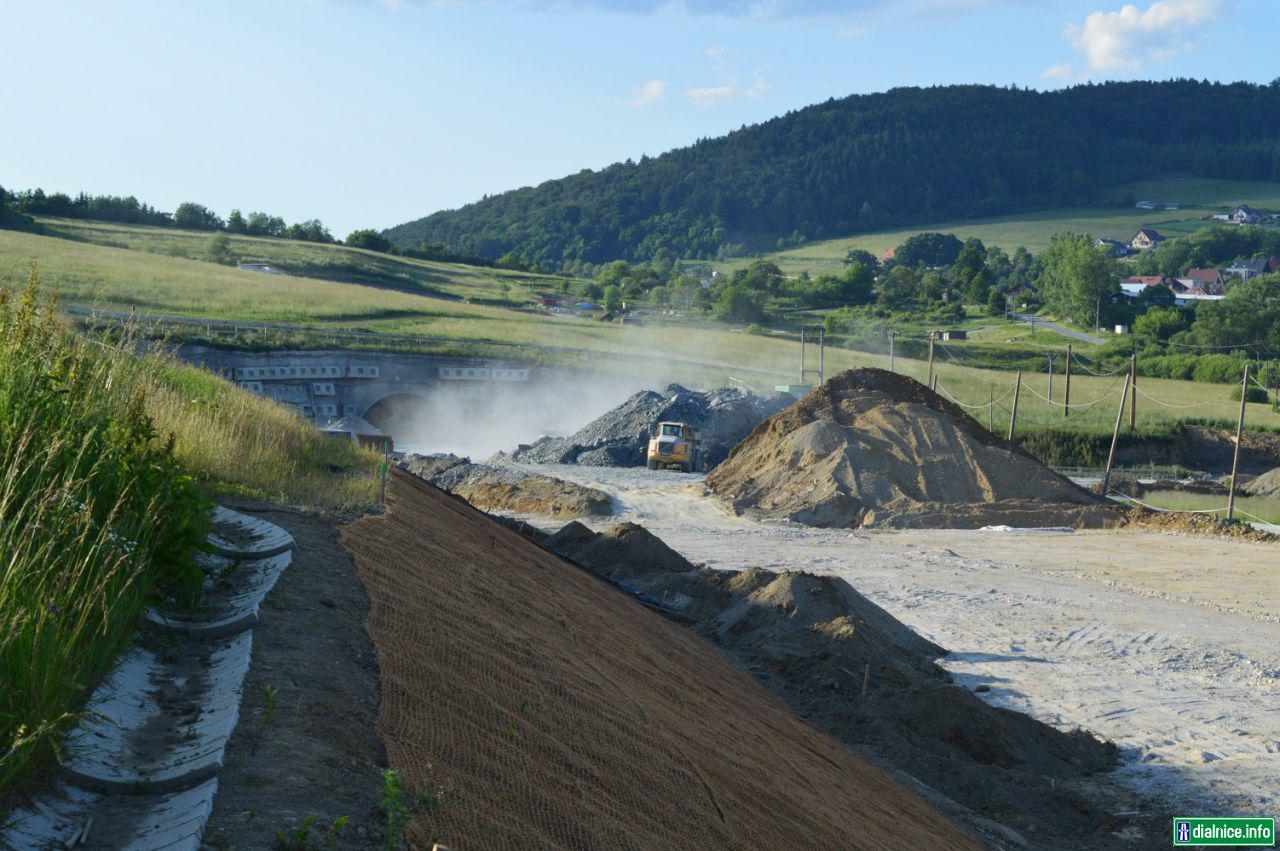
<box><xmin>1179</xmin><ymin>268</ymin><xmax>1225</xmax><ymax>293</ymax></box>
<box><xmin>1225</xmin><ymin>258</ymin><xmax>1280</xmax><ymax>281</ymax></box>
<box><xmin>1094</xmin><ymin>237</ymin><xmax>1130</xmax><ymax>258</ymax></box>
<box><xmin>1130</xmin><ymin>228</ymin><xmax>1166</xmax><ymax>251</ymax></box>
<box><xmin>1229</xmin><ymin>204</ymin><xmax>1261</xmax><ymax>225</ymax></box>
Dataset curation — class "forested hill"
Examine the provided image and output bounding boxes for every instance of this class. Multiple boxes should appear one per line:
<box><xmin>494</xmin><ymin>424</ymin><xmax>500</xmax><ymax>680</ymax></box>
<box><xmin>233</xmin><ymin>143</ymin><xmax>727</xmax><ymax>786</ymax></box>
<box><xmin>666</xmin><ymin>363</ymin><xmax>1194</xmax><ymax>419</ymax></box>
<box><xmin>385</xmin><ymin>80</ymin><xmax>1280</xmax><ymax>268</ymax></box>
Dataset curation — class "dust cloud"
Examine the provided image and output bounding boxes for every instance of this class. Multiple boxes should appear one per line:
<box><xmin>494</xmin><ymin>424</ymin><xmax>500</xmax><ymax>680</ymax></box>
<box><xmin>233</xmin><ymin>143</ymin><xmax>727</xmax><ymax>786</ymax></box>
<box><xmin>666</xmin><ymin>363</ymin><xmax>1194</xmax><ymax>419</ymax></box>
<box><xmin>372</xmin><ymin>370</ymin><xmax>651</xmax><ymax>460</ymax></box>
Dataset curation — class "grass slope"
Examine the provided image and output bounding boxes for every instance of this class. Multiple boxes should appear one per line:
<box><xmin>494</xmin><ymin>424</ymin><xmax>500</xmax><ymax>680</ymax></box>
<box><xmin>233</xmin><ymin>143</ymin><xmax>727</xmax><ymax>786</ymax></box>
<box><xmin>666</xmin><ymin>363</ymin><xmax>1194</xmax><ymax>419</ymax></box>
<box><xmin>718</xmin><ymin>178</ymin><xmax>1280</xmax><ymax>277</ymax></box>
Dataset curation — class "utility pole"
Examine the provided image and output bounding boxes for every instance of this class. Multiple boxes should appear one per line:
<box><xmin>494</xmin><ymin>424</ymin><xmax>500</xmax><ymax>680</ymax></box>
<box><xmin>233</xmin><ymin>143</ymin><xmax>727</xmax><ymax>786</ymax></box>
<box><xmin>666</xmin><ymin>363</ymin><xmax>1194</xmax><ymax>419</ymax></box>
<box><xmin>1064</xmin><ymin>344</ymin><xmax>1072</xmax><ymax>418</ymax></box>
<box><xmin>799</xmin><ymin>328</ymin><xmax>806</xmax><ymax>385</ymax></box>
<box><xmin>818</xmin><ymin>326</ymin><xmax>825</xmax><ymax>384</ymax></box>
<box><xmin>1047</xmin><ymin>353</ymin><xmax>1054</xmax><ymax>403</ymax></box>
<box><xmin>1227</xmin><ymin>364</ymin><xmax>1250</xmax><ymax>522</ymax></box>
<box><xmin>1132</xmin><ymin>353</ymin><xmax>1140</xmax><ymax>431</ymax></box>
<box><xmin>1101</xmin><ymin>373</ymin><xmax>1132</xmax><ymax>498</ymax></box>
<box><xmin>1007</xmin><ymin>371</ymin><xmax>1022</xmax><ymax>443</ymax></box>
<box><xmin>927</xmin><ymin>333</ymin><xmax>936</xmax><ymax>390</ymax></box>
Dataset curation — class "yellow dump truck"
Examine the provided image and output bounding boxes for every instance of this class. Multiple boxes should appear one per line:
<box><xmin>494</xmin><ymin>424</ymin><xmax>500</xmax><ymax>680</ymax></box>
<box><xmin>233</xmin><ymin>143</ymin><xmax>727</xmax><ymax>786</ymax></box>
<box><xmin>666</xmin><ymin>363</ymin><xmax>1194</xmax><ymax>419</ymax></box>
<box><xmin>646</xmin><ymin>421</ymin><xmax>705</xmax><ymax>473</ymax></box>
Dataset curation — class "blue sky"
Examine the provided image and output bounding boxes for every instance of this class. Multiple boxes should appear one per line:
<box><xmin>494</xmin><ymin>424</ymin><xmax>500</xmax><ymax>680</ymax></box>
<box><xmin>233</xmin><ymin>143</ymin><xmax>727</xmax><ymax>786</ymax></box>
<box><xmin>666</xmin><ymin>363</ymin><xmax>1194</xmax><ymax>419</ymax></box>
<box><xmin>2</xmin><ymin>0</ymin><xmax>1274</xmax><ymax>237</ymax></box>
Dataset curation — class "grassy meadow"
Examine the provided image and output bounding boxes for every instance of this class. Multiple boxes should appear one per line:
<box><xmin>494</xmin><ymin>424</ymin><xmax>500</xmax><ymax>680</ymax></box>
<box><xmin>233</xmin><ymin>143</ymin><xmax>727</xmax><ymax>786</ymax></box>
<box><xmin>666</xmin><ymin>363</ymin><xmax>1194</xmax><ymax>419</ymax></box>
<box><xmin>714</xmin><ymin>177</ymin><xmax>1280</xmax><ymax>278</ymax></box>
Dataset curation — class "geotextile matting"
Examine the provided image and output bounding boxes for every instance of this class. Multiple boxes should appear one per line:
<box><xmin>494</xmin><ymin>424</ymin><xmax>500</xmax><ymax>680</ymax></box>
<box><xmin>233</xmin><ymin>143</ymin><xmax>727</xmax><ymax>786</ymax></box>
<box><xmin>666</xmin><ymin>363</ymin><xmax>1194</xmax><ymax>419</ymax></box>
<box><xmin>339</xmin><ymin>470</ymin><xmax>978</xmax><ymax>850</ymax></box>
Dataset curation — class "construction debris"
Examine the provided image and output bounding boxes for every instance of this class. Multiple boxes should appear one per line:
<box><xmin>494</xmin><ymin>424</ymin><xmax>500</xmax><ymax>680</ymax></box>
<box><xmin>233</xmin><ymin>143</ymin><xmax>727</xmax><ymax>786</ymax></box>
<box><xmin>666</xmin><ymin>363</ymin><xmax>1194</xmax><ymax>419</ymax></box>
<box><xmin>706</xmin><ymin>368</ymin><xmax>1122</xmax><ymax>529</ymax></box>
<box><xmin>544</xmin><ymin>519</ymin><xmax>1125</xmax><ymax>848</ymax></box>
<box><xmin>506</xmin><ymin>384</ymin><xmax>790</xmax><ymax>468</ymax></box>
<box><xmin>400</xmin><ymin>453</ymin><xmax>613</xmax><ymax>518</ymax></box>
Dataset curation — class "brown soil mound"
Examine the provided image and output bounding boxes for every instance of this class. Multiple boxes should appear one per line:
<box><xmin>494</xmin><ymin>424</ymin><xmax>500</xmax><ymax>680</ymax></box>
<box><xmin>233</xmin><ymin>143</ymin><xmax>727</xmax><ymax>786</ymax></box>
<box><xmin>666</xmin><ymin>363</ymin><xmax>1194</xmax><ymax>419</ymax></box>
<box><xmin>1122</xmin><ymin>507</ymin><xmax>1278</xmax><ymax>542</ymax></box>
<box><xmin>707</xmin><ymin>368</ymin><xmax>1121</xmax><ymax>529</ymax></box>
<box><xmin>339</xmin><ymin>471</ymin><xmax>979</xmax><ymax>850</ymax></box>
<box><xmin>452</xmin><ymin>474</ymin><xmax>613</xmax><ymax>518</ymax></box>
<box><xmin>546</xmin><ymin>522</ymin><xmax>1125</xmax><ymax>848</ymax></box>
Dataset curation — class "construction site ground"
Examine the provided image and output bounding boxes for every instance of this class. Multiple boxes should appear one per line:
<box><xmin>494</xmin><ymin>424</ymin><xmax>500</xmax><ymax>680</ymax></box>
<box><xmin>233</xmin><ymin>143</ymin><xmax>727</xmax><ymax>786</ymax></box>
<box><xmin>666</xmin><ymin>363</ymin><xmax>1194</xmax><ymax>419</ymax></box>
<box><xmin>499</xmin><ymin>461</ymin><xmax>1280</xmax><ymax>822</ymax></box>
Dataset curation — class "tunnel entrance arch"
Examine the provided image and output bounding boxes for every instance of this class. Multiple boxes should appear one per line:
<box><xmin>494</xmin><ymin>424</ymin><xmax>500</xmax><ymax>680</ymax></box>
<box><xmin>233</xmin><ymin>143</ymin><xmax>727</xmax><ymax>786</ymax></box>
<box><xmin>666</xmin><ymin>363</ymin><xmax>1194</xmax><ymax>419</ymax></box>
<box><xmin>361</xmin><ymin>393</ymin><xmax>437</xmax><ymax>447</ymax></box>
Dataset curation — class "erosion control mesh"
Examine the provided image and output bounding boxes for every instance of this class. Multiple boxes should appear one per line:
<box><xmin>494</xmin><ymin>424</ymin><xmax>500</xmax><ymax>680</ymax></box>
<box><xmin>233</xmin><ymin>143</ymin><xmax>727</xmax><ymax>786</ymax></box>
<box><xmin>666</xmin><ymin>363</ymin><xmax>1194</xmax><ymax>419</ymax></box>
<box><xmin>707</xmin><ymin>368</ymin><xmax>1122</xmax><ymax>529</ymax></box>
<box><xmin>340</xmin><ymin>471</ymin><xmax>978</xmax><ymax>850</ymax></box>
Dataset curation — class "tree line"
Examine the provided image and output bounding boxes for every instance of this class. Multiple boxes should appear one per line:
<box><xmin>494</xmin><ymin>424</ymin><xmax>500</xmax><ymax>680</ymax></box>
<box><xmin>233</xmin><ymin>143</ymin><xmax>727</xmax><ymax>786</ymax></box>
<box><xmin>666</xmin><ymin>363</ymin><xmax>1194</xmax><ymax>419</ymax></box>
<box><xmin>385</xmin><ymin>80</ymin><xmax>1280</xmax><ymax>269</ymax></box>
<box><xmin>4</xmin><ymin>187</ymin><xmax>341</xmax><ymax>245</ymax></box>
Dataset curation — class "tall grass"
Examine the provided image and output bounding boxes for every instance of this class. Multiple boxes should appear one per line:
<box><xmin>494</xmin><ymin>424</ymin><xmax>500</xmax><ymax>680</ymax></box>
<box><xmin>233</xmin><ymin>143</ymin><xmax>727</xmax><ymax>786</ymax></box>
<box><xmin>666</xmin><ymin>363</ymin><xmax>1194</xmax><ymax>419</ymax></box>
<box><xmin>1</xmin><ymin>267</ymin><xmax>381</xmax><ymax>810</ymax></box>
<box><xmin>0</xmin><ymin>267</ymin><xmax>209</xmax><ymax>801</ymax></box>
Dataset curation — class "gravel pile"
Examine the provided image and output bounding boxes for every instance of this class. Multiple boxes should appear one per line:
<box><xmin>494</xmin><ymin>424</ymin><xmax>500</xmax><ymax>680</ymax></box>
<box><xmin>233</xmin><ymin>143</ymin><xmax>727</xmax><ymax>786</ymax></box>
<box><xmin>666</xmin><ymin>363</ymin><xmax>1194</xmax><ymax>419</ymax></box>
<box><xmin>399</xmin><ymin>453</ymin><xmax>613</xmax><ymax>518</ymax></box>
<box><xmin>508</xmin><ymin>384</ymin><xmax>790</xmax><ymax>468</ymax></box>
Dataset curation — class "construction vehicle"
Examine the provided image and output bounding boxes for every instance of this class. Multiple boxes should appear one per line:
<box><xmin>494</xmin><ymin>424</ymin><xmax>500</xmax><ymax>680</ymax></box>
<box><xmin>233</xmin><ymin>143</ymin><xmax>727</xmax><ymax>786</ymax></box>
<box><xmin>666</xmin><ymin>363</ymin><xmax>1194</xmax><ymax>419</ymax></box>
<box><xmin>646</xmin><ymin>421</ymin><xmax>705</xmax><ymax>473</ymax></box>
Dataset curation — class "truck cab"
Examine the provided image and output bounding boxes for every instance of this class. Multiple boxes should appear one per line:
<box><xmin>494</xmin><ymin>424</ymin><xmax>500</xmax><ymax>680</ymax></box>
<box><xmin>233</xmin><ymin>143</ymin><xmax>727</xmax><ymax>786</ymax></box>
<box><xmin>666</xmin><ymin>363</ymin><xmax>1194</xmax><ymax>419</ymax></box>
<box><xmin>646</xmin><ymin>421</ymin><xmax>705</xmax><ymax>473</ymax></box>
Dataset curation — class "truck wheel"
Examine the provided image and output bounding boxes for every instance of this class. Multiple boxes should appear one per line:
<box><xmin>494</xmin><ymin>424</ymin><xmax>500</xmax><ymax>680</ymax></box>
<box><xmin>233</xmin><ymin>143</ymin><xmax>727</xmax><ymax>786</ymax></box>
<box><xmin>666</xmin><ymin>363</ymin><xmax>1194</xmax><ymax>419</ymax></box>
<box><xmin>647</xmin><ymin>460</ymin><xmax>658</xmax><ymax>470</ymax></box>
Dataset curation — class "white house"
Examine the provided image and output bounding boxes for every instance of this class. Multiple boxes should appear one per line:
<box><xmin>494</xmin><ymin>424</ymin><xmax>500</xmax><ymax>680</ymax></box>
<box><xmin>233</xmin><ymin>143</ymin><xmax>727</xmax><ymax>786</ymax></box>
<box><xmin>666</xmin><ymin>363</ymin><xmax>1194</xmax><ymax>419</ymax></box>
<box><xmin>1229</xmin><ymin>205</ymin><xmax>1261</xmax><ymax>225</ymax></box>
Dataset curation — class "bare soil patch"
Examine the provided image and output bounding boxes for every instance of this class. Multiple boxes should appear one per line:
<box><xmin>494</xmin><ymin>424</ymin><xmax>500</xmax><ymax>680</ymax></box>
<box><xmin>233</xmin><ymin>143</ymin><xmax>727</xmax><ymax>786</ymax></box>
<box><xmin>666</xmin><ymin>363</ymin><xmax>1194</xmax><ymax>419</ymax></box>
<box><xmin>202</xmin><ymin>504</ymin><xmax>388</xmax><ymax>850</ymax></box>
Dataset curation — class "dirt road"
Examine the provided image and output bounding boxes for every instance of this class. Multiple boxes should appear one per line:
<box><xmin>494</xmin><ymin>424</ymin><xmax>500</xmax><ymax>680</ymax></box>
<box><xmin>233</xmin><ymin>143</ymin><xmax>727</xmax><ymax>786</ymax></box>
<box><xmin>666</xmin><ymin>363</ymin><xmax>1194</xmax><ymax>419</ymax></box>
<box><xmin>509</xmin><ymin>462</ymin><xmax>1280</xmax><ymax>819</ymax></box>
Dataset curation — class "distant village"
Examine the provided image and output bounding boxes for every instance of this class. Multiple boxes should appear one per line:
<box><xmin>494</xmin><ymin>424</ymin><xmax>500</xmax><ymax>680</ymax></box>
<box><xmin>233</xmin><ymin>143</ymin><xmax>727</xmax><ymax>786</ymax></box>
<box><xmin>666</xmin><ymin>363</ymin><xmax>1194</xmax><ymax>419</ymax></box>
<box><xmin>1092</xmin><ymin>203</ymin><xmax>1279</xmax><ymax>306</ymax></box>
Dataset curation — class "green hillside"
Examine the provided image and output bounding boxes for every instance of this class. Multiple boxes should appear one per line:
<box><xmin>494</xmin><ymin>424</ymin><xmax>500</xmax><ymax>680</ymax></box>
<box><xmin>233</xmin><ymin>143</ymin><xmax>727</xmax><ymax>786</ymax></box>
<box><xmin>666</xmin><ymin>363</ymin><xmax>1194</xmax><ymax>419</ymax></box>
<box><xmin>3</xmin><ymin>217</ymin><xmax>1278</xmax><ymax>437</ymax></box>
<box><xmin>387</xmin><ymin>82</ymin><xmax>1280</xmax><ymax>268</ymax></box>
<box><xmin>717</xmin><ymin>178</ymin><xmax>1280</xmax><ymax>277</ymax></box>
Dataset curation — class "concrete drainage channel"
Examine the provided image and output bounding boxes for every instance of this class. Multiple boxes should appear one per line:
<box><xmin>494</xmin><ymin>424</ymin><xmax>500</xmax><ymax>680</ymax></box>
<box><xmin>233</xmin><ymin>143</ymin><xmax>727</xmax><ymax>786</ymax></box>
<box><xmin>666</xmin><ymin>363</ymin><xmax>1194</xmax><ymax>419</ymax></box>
<box><xmin>1</xmin><ymin>507</ymin><xmax>294</xmax><ymax>850</ymax></box>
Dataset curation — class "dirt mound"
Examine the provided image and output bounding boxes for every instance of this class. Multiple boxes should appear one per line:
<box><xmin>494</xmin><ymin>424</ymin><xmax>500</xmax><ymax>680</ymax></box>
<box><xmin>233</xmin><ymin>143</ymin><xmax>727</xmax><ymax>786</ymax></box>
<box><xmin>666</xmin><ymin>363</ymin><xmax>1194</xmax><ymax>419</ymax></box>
<box><xmin>400</xmin><ymin>453</ymin><xmax>612</xmax><ymax>518</ymax></box>
<box><xmin>1246</xmin><ymin>466</ymin><xmax>1280</xmax><ymax>498</ymax></box>
<box><xmin>1122</xmin><ymin>507</ymin><xmax>1278</xmax><ymax>542</ymax></box>
<box><xmin>707</xmin><ymin>368</ymin><xmax>1121</xmax><ymax>529</ymax></box>
<box><xmin>545</xmin><ymin>521</ymin><xmax>697</xmax><ymax>579</ymax></box>
<box><xmin>546</xmin><ymin>521</ymin><xmax>1123</xmax><ymax>848</ymax></box>
<box><xmin>508</xmin><ymin>383</ymin><xmax>790</xmax><ymax>468</ymax></box>
<box><xmin>339</xmin><ymin>472</ymin><xmax>978</xmax><ymax>850</ymax></box>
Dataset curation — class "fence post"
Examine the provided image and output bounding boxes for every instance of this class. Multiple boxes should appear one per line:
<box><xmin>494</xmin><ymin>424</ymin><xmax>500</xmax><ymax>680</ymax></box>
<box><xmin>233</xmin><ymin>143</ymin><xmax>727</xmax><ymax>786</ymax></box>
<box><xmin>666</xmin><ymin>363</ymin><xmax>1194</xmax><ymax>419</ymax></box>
<box><xmin>888</xmin><ymin>331</ymin><xmax>895</xmax><ymax>372</ymax></box>
<box><xmin>1064</xmin><ymin>344</ymin><xmax>1072</xmax><ymax>418</ymax></box>
<box><xmin>987</xmin><ymin>390</ymin><xmax>994</xmax><ymax>433</ymax></box>
<box><xmin>1227</xmin><ymin>364</ymin><xmax>1250</xmax><ymax>522</ymax></box>
<box><xmin>1102</xmin><ymin>373</ymin><xmax>1132</xmax><ymax>498</ymax></box>
<box><xmin>1007</xmin><ymin>371</ymin><xmax>1022</xmax><ymax>443</ymax></box>
<box><xmin>1047</xmin><ymin>353</ymin><xmax>1054</xmax><ymax>403</ymax></box>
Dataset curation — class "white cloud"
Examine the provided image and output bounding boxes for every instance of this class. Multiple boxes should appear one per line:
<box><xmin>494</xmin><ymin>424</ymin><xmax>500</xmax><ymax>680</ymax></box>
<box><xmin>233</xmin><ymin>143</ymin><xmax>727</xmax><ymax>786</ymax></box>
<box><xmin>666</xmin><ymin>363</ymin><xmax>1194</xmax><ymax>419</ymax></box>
<box><xmin>1041</xmin><ymin>62</ymin><xmax>1072</xmax><ymax>79</ymax></box>
<box><xmin>627</xmin><ymin>79</ymin><xmax>668</xmax><ymax>107</ymax></box>
<box><xmin>683</xmin><ymin>50</ymin><xmax>770</xmax><ymax>107</ymax></box>
<box><xmin>838</xmin><ymin>23</ymin><xmax>868</xmax><ymax>37</ymax></box>
<box><xmin>745</xmin><ymin>69</ymin><xmax>772</xmax><ymax>100</ymax></box>
<box><xmin>684</xmin><ymin>84</ymin><xmax>738</xmax><ymax>106</ymax></box>
<box><xmin>1065</xmin><ymin>0</ymin><xmax>1225</xmax><ymax>71</ymax></box>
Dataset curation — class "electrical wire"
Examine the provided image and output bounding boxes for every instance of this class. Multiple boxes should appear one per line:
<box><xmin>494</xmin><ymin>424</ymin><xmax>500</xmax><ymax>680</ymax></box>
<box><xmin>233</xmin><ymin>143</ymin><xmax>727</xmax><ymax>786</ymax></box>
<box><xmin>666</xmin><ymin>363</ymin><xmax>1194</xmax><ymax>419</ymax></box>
<box><xmin>1019</xmin><ymin>378</ymin><xmax>1126</xmax><ymax>410</ymax></box>
<box><xmin>1108</xmin><ymin>490</ymin><xmax>1230</xmax><ymax>516</ymax></box>
<box><xmin>1132</xmin><ymin>384</ymin><xmax>1239</xmax><ymax>409</ymax></box>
